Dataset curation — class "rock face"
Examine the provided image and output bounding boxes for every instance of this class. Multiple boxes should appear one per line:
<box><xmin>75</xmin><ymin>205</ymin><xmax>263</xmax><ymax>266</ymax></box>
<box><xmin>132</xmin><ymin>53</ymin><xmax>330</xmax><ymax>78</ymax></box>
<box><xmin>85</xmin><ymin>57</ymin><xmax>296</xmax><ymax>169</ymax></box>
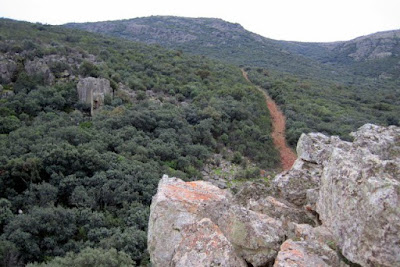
<box><xmin>77</xmin><ymin>77</ymin><xmax>113</xmax><ymax>115</ymax></box>
<box><xmin>25</xmin><ymin>58</ymin><xmax>55</xmax><ymax>85</ymax></box>
<box><xmin>148</xmin><ymin>124</ymin><xmax>400</xmax><ymax>266</ymax></box>
<box><xmin>0</xmin><ymin>59</ymin><xmax>17</xmax><ymax>83</ymax></box>
<box><xmin>273</xmin><ymin>123</ymin><xmax>400</xmax><ymax>266</ymax></box>
<box><xmin>316</xmin><ymin>124</ymin><xmax>400</xmax><ymax>266</ymax></box>
<box><xmin>148</xmin><ymin>175</ymin><xmax>284</xmax><ymax>267</ymax></box>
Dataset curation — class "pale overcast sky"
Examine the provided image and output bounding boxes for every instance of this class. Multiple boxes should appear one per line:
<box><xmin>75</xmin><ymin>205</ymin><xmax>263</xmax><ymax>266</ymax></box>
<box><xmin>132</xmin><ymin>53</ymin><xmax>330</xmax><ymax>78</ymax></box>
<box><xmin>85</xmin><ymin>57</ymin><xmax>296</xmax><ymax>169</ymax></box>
<box><xmin>0</xmin><ymin>0</ymin><xmax>399</xmax><ymax>42</ymax></box>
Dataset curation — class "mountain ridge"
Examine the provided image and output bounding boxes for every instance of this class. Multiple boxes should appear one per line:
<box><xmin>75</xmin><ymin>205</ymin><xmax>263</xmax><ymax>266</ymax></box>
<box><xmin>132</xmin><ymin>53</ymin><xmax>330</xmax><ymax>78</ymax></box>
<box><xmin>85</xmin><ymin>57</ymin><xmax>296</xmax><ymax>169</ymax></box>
<box><xmin>65</xmin><ymin>16</ymin><xmax>400</xmax><ymax>80</ymax></box>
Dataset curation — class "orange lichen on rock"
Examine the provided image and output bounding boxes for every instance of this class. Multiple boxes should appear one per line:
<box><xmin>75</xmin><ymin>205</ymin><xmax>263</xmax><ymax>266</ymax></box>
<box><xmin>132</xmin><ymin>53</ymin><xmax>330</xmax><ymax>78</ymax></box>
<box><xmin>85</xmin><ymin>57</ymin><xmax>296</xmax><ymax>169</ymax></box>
<box><xmin>164</xmin><ymin>181</ymin><xmax>226</xmax><ymax>203</ymax></box>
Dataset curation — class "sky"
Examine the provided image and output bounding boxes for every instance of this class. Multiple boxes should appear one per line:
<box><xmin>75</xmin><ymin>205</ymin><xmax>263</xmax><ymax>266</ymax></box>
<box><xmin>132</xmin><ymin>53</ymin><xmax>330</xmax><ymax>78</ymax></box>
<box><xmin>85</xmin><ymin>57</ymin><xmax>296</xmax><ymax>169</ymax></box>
<box><xmin>0</xmin><ymin>0</ymin><xmax>399</xmax><ymax>42</ymax></box>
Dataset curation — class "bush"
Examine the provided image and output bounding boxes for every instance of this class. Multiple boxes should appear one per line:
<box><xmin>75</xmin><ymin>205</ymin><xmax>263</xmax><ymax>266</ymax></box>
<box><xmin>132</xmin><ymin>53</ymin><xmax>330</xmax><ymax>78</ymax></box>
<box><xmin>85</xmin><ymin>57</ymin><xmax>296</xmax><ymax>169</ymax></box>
<box><xmin>27</xmin><ymin>247</ymin><xmax>134</xmax><ymax>267</ymax></box>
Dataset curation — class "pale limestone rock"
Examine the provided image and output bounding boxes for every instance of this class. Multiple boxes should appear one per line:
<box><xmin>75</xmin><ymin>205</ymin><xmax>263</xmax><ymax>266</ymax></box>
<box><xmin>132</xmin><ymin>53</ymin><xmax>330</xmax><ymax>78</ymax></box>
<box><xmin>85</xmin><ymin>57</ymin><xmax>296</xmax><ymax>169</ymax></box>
<box><xmin>203</xmin><ymin>202</ymin><xmax>284</xmax><ymax>266</ymax></box>
<box><xmin>171</xmin><ymin>218</ymin><xmax>247</xmax><ymax>267</ymax></box>
<box><xmin>316</xmin><ymin>124</ymin><xmax>400</xmax><ymax>266</ymax></box>
<box><xmin>148</xmin><ymin>175</ymin><xmax>285</xmax><ymax>267</ymax></box>
<box><xmin>296</xmin><ymin>132</ymin><xmax>332</xmax><ymax>164</ymax></box>
<box><xmin>0</xmin><ymin>60</ymin><xmax>17</xmax><ymax>83</ymax></box>
<box><xmin>235</xmin><ymin>182</ymin><xmax>313</xmax><ymax>227</ymax></box>
<box><xmin>273</xmin><ymin>159</ymin><xmax>322</xmax><ymax>206</ymax></box>
<box><xmin>273</xmin><ymin>238</ymin><xmax>344</xmax><ymax>267</ymax></box>
<box><xmin>77</xmin><ymin>77</ymin><xmax>113</xmax><ymax>115</ymax></box>
<box><xmin>275</xmin><ymin>224</ymin><xmax>345</xmax><ymax>267</ymax></box>
<box><xmin>148</xmin><ymin>176</ymin><xmax>233</xmax><ymax>267</ymax></box>
<box><xmin>25</xmin><ymin>58</ymin><xmax>55</xmax><ymax>84</ymax></box>
<box><xmin>149</xmin><ymin>124</ymin><xmax>400</xmax><ymax>267</ymax></box>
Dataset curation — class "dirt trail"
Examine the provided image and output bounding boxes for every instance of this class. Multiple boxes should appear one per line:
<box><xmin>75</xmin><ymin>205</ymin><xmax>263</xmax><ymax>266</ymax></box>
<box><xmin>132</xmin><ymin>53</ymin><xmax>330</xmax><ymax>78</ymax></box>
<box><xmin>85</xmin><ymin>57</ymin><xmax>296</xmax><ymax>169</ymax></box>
<box><xmin>241</xmin><ymin>69</ymin><xmax>296</xmax><ymax>171</ymax></box>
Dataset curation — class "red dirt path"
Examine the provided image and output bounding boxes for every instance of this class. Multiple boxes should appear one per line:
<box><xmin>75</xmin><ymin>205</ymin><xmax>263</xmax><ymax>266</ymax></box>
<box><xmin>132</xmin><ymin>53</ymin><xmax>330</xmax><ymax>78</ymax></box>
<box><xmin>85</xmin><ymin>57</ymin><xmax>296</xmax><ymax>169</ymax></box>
<box><xmin>242</xmin><ymin>69</ymin><xmax>296</xmax><ymax>171</ymax></box>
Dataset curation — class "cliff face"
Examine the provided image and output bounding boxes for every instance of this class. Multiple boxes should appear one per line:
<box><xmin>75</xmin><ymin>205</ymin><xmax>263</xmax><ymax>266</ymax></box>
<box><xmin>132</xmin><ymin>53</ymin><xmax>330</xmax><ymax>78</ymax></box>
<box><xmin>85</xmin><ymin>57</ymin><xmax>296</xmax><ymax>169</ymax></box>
<box><xmin>148</xmin><ymin>124</ymin><xmax>400</xmax><ymax>266</ymax></box>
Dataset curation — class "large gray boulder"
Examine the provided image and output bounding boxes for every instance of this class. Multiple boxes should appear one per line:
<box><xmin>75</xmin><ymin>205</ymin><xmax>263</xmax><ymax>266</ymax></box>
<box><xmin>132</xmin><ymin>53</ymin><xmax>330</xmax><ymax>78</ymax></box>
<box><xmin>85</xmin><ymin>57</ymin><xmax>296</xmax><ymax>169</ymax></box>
<box><xmin>25</xmin><ymin>58</ymin><xmax>55</xmax><ymax>85</ymax></box>
<box><xmin>272</xmin><ymin>124</ymin><xmax>400</xmax><ymax>266</ymax></box>
<box><xmin>316</xmin><ymin>124</ymin><xmax>400</xmax><ymax>266</ymax></box>
<box><xmin>77</xmin><ymin>77</ymin><xmax>113</xmax><ymax>115</ymax></box>
<box><xmin>148</xmin><ymin>175</ymin><xmax>285</xmax><ymax>267</ymax></box>
<box><xmin>0</xmin><ymin>60</ymin><xmax>17</xmax><ymax>83</ymax></box>
<box><xmin>171</xmin><ymin>218</ymin><xmax>246</xmax><ymax>267</ymax></box>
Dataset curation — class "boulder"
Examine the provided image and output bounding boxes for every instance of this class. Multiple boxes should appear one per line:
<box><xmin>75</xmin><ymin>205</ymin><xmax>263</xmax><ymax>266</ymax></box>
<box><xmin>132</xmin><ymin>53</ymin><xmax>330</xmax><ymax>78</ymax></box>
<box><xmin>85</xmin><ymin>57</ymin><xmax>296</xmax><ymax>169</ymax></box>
<box><xmin>148</xmin><ymin>175</ymin><xmax>285</xmax><ymax>267</ymax></box>
<box><xmin>316</xmin><ymin>124</ymin><xmax>400</xmax><ymax>266</ymax></box>
<box><xmin>148</xmin><ymin>176</ymin><xmax>233</xmax><ymax>266</ymax></box>
<box><xmin>275</xmin><ymin>224</ymin><xmax>345</xmax><ymax>267</ymax></box>
<box><xmin>272</xmin><ymin>159</ymin><xmax>322</xmax><ymax>207</ymax></box>
<box><xmin>202</xmin><ymin>202</ymin><xmax>284</xmax><ymax>266</ymax></box>
<box><xmin>25</xmin><ymin>58</ymin><xmax>55</xmax><ymax>84</ymax></box>
<box><xmin>274</xmin><ymin>239</ymin><xmax>338</xmax><ymax>267</ymax></box>
<box><xmin>0</xmin><ymin>60</ymin><xmax>17</xmax><ymax>83</ymax></box>
<box><xmin>171</xmin><ymin>218</ymin><xmax>247</xmax><ymax>267</ymax></box>
<box><xmin>235</xmin><ymin>182</ymin><xmax>313</xmax><ymax>227</ymax></box>
<box><xmin>77</xmin><ymin>77</ymin><xmax>113</xmax><ymax>115</ymax></box>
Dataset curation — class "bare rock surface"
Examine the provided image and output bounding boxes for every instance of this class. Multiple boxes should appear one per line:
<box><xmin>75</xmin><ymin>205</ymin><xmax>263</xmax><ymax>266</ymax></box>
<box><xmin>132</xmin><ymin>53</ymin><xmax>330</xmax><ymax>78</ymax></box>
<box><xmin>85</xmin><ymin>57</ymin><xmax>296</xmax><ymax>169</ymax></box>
<box><xmin>171</xmin><ymin>218</ymin><xmax>247</xmax><ymax>267</ymax></box>
<box><xmin>77</xmin><ymin>77</ymin><xmax>113</xmax><ymax>115</ymax></box>
<box><xmin>316</xmin><ymin>124</ymin><xmax>400</xmax><ymax>266</ymax></box>
<box><xmin>148</xmin><ymin>175</ymin><xmax>284</xmax><ymax>266</ymax></box>
<box><xmin>273</xmin><ymin>124</ymin><xmax>400</xmax><ymax>266</ymax></box>
<box><xmin>25</xmin><ymin>58</ymin><xmax>55</xmax><ymax>84</ymax></box>
<box><xmin>0</xmin><ymin>60</ymin><xmax>17</xmax><ymax>83</ymax></box>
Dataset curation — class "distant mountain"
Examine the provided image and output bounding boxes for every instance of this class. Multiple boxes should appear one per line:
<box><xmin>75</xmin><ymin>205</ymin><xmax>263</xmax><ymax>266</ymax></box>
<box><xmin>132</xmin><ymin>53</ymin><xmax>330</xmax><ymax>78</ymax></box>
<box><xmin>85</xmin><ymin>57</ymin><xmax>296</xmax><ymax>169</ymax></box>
<box><xmin>65</xmin><ymin>16</ymin><xmax>342</xmax><ymax>79</ymax></box>
<box><xmin>65</xmin><ymin>16</ymin><xmax>400</xmax><ymax>80</ymax></box>
<box><xmin>280</xmin><ymin>29</ymin><xmax>400</xmax><ymax>79</ymax></box>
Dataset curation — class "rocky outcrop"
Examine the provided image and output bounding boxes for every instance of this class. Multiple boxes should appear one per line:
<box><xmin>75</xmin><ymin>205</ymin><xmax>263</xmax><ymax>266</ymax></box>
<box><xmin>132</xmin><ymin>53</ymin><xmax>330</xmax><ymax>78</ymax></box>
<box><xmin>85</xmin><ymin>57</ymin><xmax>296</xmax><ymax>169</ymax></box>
<box><xmin>148</xmin><ymin>175</ymin><xmax>285</xmax><ymax>266</ymax></box>
<box><xmin>171</xmin><ymin>218</ymin><xmax>246</xmax><ymax>267</ymax></box>
<box><xmin>25</xmin><ymin>58</ymin><xmax>55</xmax><ymax>85</ymax></box>
<box><xmin>77</xmin><ymin>77</ymin><xmax>113</xmax><ymax>115</ymax></box>
<box><xmin>0</xmin><ymin>59</ymin><xmax>17</xmax><ymax>83</ymax></box>
<box><xmin>148</xmin><ymin>124</ymin><xmax>400</xmax><ymax>266</ymax></box>
<box><xmin>273</xmin><ymin>124</ymin><xmax>400</xmax><ymax>266</ymax></box>
<box><xmin>316</xmin><ymin>124</ymin><xmax>400</xmax><ymax>266</ymax></box>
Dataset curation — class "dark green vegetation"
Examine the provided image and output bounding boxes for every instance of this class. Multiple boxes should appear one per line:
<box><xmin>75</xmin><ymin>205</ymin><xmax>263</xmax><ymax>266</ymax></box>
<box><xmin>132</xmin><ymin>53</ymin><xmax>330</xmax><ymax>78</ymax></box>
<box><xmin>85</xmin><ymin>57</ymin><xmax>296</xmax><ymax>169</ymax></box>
<box><xmin>66</xmin><ymin>16</ymin><xmax>400</xmax><ymax>143</ymax></box>
<box><xmin>0</xmin><ymin>19</ymin><xmax>278</xmax><ymax>266</ymax></box>
<box><xmin>246</xmin><ymin>67</ymin><xmax>400</xmax><ymax>145</ymax></box>
<box><xmin>65</xmin><ymin>16</ymin><xmax>340</xmax><ymax>79</ymax></box>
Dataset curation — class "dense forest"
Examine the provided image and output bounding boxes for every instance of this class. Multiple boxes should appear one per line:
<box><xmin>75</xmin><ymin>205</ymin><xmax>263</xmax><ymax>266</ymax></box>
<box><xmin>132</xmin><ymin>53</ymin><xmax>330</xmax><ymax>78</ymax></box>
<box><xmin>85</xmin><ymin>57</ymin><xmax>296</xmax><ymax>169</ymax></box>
<box><xmin>0</xmin><ymin>19</ymin><xmax>279</xmax><ymax>266</ymax></box>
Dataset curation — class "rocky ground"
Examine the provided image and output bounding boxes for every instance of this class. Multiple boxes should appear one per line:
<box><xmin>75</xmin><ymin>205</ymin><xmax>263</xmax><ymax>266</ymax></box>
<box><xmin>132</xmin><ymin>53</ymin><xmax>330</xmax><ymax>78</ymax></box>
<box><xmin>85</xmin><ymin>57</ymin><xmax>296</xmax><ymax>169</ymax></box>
<box><xmin>148</xmin><ymin>124</ymin><xmax>400</xmax><ymax>266</ymax></box>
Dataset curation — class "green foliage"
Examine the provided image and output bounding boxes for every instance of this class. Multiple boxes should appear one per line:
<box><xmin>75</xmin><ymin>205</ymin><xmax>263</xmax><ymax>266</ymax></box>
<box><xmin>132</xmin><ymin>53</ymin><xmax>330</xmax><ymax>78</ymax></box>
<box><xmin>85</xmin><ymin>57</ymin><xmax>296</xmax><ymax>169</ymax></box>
<box><xmin>79</xmin><ymin>61</ymin><xmax>99</xmax><ymax>77</ymax></box>
<box><xmin>27</xmin><ymin>247</ymin><xmax>134</xmax><ymax>267</ymax></box>
<box><xmin>246</xmin><ymin>67</ymin><xmax>400</xmax><ymax>146</ymax></box>
<box><xmin>0</xmin><ymin>18</ymin><xmax>279</xmax><ymax>266</ymax></box>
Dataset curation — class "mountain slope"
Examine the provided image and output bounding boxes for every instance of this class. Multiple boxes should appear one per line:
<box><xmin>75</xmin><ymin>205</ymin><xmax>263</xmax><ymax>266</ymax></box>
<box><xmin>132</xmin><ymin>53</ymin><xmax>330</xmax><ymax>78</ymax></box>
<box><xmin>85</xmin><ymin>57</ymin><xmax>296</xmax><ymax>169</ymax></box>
<box><xmin>65</xmin><ymin>16</ymin><xmax>343</xmax><ymax>79</ymax></box>
<box><xmin>0</xmin><ymin>18</ymin><xmax>279</xmax><ymax>266</ymax></box>
<box><xmin>280</xmin><ymin>29</ymin><xmax>400</xmax><ymax>79</ymax></box>
<box><xmin>66</xmin><ymin>17</ymin><xmax>400</xmax><ymax>80</ymax></box>
<box><xmin>65</xmin><ymin>16</ymin><xmax>400</xmax><ymax>143</ymax></box>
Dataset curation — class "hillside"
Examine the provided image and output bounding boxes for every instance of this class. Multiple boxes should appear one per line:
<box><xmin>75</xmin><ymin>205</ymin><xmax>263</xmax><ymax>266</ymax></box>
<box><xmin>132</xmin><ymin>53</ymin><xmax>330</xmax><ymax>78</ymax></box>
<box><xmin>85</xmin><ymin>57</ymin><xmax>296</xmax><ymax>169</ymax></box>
<box><xmin>279</xmin><ymin>29</ymin><xmax>400</xmax><ymax>79</ymax></box>
<box><xmin>65</xmin><ymin>16</ymin><xmax>400</xmax><ymax>80</ymax></box>
<box><xmin>65</xmin><ymin>16</ymin><xmax>400</xmax><ymax>143</ymax></box>
<box><xmin>0</xmin><ymin>19</ymin><xmax>279</xmax><ymax>266</ymax></box>
<box><xmin>65</xmin><ymin>16</ymin><xmax>342</xmax><ymax>79</ymax></box>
